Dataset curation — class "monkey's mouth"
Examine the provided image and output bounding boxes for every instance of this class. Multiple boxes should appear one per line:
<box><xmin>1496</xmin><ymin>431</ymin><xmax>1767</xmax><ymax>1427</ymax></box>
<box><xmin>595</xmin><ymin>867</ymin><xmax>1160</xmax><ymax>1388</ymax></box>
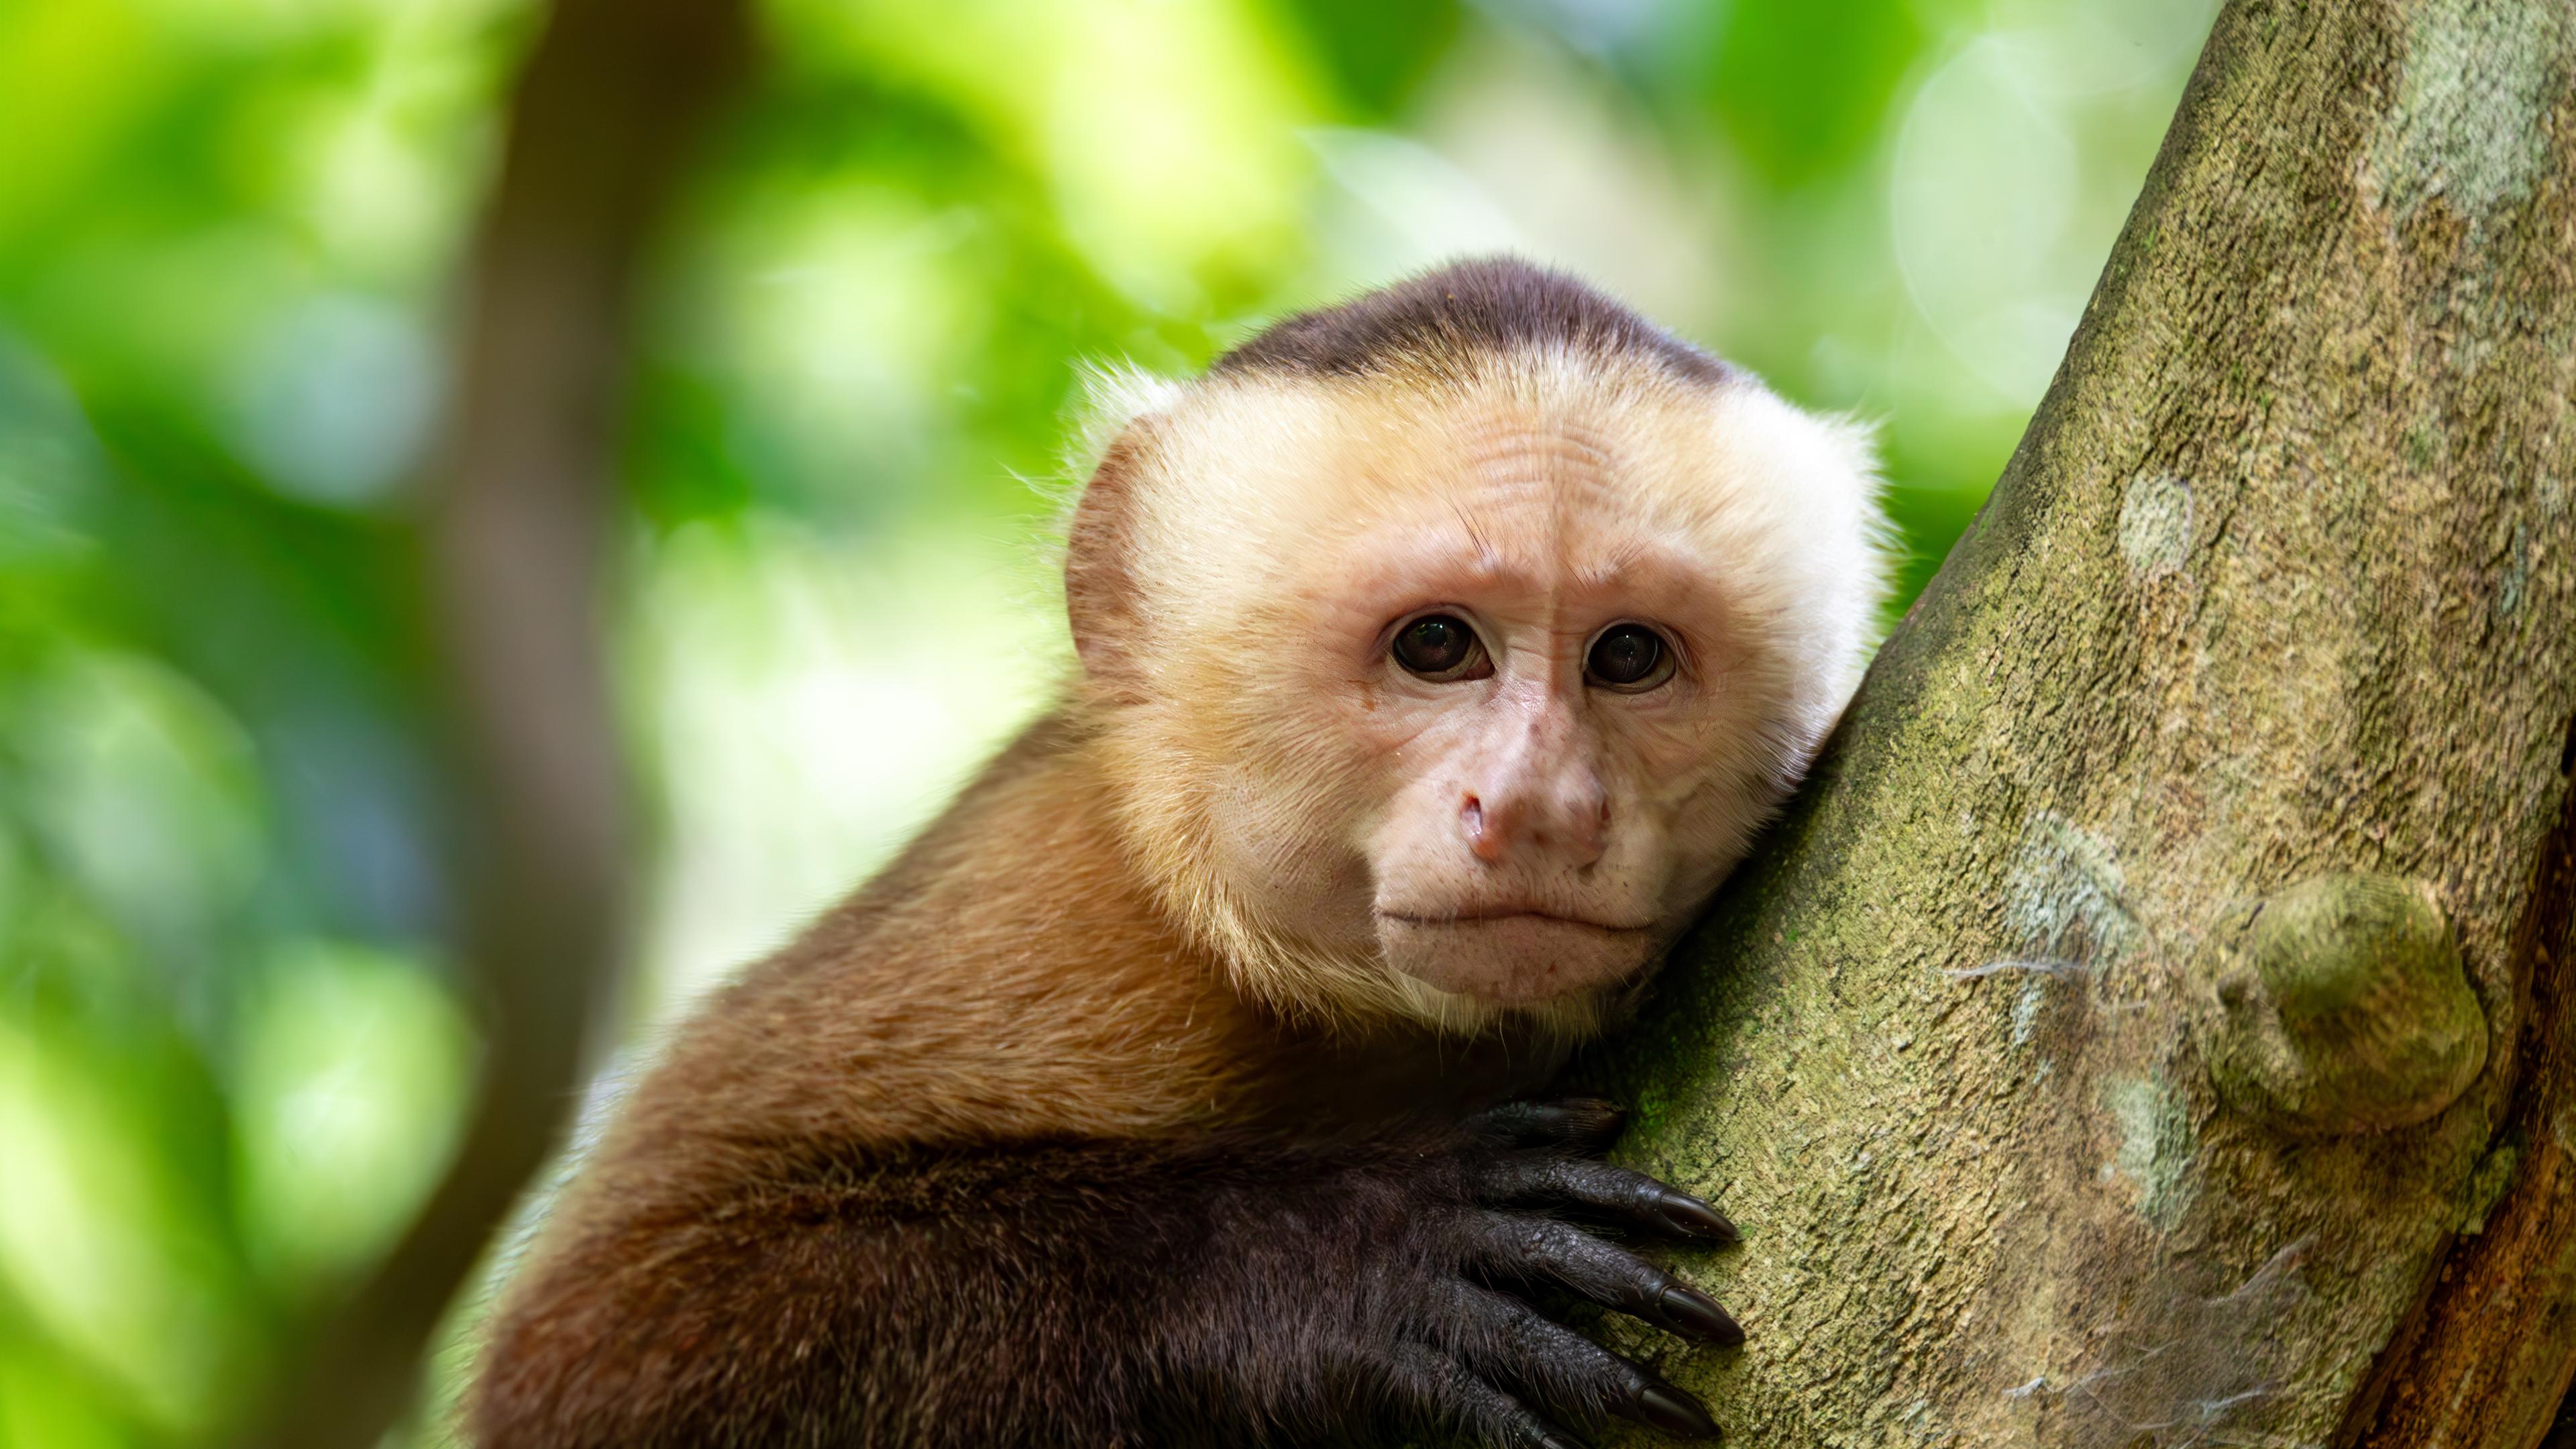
<box><xmin>1375</xmin><ymin>908</ymin><xmax>1662</xmax><ymax>1004</ymax></box>
<box><xmin>1376</xmin><ymin>908</ymin><xmax>1654</xmax><ymax>934</ymax></box>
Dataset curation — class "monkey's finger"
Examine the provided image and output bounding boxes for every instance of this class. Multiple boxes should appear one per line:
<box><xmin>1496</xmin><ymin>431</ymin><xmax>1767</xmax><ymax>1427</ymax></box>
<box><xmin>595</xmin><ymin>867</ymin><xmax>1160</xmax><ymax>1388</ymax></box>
<box><xmin>1466</xmin><ymin>1099</ymin><xmax>1626</xmax><ymax>1152</ymax></box>
<box><xmin>1380</xmin><ymin>1343</ymin><xmax>1592</xmax><ymax>1449</ymax></box>
<box><xmin>1436</xmin><ymin>1281</ymin><xmax>1720</xmax><ymax>1442</ymax></box>
<box><xmin>1462</xmin><ymin>1214</ymin><xmax>1744</xmax><ymax>1346</ymax></box>
<box><xmin>1471</xmin><ymin>1157</ymin><xmax>1736</xmax><ymax>1244</ymax></box>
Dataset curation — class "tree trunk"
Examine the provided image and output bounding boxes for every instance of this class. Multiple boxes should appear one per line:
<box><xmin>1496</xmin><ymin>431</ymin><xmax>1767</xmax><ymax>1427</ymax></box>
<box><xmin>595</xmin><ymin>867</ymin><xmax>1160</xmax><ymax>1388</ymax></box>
<box><xmin>1583</xmin><ymin>3</ymin><xmax>2576</xmax><ymax>1446</ymax></box>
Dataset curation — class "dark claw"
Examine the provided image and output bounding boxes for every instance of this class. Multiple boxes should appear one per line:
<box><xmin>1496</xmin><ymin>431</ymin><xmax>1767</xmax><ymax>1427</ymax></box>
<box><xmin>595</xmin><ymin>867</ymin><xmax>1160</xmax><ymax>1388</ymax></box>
<box><xmin>1652</xmin><ymin>1283</ymin><xmax>1743</xmax><ymax>1347</ymax></box>
<box><xmin>1534</xmin><ymin>1431</ymin><xmax>1592</xmax><ymax>1449</ymax></box>
<box><xmin>1635</xmin><ymin>1383</ymin><xmax>1721</xmax><ymax>1440</ymax></box>
<box><xmin>1649</xmin><ymin>1188</ymin><xmax>1737</xmax><ymax>1244</ymax></box>
<box><xmin>1460</xmin><ymin>1212</ymin><xmax>1743</xmax><ymax>1350</ymax></box>
<box><xmin>1472</xmin><ymin>1155</ymin><xmax>1737</xmax><ymax>1249</ymax></box>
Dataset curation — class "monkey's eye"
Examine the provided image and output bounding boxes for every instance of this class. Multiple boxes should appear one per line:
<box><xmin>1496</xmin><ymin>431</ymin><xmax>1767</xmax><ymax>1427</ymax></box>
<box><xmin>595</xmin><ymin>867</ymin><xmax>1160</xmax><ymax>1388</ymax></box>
<box><xmin>1391</xmin><ymin>614</ymin><xmax>1491</xmax><ymax>682</ymax></box>
<box><xmin>1587</xmin><ymin>623</ymin><xmax>1676</xmax><ymax>692</ymax></box>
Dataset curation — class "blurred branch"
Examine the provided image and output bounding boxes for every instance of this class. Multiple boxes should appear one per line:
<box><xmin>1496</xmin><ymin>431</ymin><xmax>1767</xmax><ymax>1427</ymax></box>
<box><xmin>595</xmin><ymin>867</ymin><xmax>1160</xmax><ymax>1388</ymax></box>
<box><xmin>239</xmin><ymin>0</ymin><xmax>750</xmax><ymax>1444</ymax></box>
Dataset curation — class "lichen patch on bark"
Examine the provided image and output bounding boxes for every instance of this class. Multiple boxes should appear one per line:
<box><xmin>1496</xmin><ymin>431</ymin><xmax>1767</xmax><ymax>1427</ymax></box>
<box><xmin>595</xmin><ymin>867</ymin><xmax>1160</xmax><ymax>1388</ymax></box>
<box><xmin>2117</xmin><ymin>472</ymin><xmax>2196</xmax><ymax>578</ymax></box>
<box><xmin>2367</xmin><ymin>0</ymin><xmax>2572</xmax><ymax>224</ymax></box>
<box><xmin>2104</xmin><ymin>1071</ymin><xmax>2200</xmax><ymax>1230</ymax></box>
<box><xmin>2002</xmin><ymin>810</ymin><xmax>2143</xmax><ymax>967</ymax></box>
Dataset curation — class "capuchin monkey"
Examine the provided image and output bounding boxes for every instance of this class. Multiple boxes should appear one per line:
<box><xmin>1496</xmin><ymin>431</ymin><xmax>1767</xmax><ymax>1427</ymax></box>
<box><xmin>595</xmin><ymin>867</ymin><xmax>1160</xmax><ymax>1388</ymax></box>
<box><xmin>472</xmin><ymin>257</ymin><xmax>1890</xmax><ymax>1448</ymax></box>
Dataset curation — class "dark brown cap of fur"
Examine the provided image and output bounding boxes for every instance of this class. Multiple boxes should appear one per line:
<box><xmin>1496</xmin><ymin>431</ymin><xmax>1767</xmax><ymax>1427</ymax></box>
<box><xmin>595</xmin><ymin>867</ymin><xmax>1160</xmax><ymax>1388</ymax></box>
<box><xmin>1210</xmin><ymin>256</ymin><xmax>1728</xmax><ymax>386</ymax></box>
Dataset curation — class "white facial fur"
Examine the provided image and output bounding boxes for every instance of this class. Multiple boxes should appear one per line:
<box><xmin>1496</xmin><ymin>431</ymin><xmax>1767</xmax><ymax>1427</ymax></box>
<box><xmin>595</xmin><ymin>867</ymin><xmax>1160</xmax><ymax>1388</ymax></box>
<box><xmin>1072</xmin><ymin>345</ymin><xmax>1890</xmax><ymax>1038</ymax></box>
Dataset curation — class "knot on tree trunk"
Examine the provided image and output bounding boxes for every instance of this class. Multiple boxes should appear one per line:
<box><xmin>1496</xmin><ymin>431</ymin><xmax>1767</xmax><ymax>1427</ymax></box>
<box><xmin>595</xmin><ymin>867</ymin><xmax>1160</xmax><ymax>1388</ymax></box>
<box><xmin>2202</xmin><ymin>873</ymin><xmax>2488</xmax><ymax>1136</ymax></box>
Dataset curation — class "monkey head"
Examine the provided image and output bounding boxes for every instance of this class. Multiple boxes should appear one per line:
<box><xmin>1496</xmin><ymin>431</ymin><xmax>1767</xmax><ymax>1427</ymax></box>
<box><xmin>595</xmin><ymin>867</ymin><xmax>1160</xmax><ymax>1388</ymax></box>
<box><xmin>1066</xmin><ymin>260</ymin><xmax>1890</xmax><ymax>1039</ymax></box>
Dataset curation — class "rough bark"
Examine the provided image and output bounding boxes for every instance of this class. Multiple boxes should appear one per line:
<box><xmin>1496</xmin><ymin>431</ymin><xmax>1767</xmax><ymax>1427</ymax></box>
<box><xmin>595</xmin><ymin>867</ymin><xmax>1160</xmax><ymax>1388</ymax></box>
<box><xmin>1582</xmin><ymin>3</ymin><xmax>2576</xmax><ymax>1446</ymax></box>
<box><xmin>235</xmin><ymin>1</ymin><xmax>747</xmax><ymax>1445</ymax></box>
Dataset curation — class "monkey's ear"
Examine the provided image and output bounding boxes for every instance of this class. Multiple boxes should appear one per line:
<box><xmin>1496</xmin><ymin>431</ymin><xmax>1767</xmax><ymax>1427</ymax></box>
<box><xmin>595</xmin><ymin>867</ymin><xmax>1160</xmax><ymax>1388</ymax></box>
<box><xmin>1065</xmin><ymin>429</ymin><xmax>1150</xmax><ymax>698</ymax></box>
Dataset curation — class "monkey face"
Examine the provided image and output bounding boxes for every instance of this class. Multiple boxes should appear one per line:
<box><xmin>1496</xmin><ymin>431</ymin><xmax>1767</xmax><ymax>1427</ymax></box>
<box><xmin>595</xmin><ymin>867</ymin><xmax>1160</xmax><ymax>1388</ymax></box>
<box><xmin>1071</xmin><ymin>355</ymin><xmax>1887</xmax><ymax>1034</ymax></box>
<box><xmin>1230</xmin><ymin>406</ymin><xmax>1803</xmax><ymax>1016</ymax></box>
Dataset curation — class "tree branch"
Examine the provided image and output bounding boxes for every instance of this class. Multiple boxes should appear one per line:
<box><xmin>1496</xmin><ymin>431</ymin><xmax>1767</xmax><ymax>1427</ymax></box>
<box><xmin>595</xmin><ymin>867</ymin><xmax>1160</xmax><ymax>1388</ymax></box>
<box><xmin>239</xmin><ymin>1</ymin><xmax>749</xmax><ymax>1444</ymax></box>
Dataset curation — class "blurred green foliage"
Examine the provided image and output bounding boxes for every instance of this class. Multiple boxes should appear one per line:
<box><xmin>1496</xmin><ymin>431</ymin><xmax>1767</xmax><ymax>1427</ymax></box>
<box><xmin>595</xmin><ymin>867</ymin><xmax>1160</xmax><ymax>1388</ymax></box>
<box><xmin>0</xmin><ymin>0</ymin><xmax>2212</xmax><ymax>1442</ymax></box>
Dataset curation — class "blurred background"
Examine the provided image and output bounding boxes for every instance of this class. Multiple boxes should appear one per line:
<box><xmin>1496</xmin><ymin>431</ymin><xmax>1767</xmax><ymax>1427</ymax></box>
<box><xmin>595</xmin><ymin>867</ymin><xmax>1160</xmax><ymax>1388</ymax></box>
<box><xmin>0</xmin><ymin>0</ymin><xmax>2215</xmax><ymax>1442</ymax></box>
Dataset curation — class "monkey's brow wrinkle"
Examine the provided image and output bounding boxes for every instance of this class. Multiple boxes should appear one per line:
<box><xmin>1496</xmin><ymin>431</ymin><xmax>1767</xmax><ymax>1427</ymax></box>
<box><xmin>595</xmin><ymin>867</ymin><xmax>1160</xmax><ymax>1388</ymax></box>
<box><xmin>1464</xmin><ymin>429</ymin><xmax>1611</xmax><ymax>468</ymax></box>
<box><xmin>1573</xmin><ymin>537</ymin><xmax>1652</xmax><ymax>592</ymax></box>
<box><xmin>1448</xmin><ymin>498</ymin><xmax>1496</xmax><ymax>561</ymax></box>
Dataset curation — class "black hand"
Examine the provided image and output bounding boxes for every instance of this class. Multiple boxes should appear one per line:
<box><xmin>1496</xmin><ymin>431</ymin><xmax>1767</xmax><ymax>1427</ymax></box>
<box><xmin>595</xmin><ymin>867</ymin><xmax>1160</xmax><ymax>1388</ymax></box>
<box><xmin>1318</xmin><ymin>1099</ymin><xmax>1741</xmax><ymax>1448</ymax></box>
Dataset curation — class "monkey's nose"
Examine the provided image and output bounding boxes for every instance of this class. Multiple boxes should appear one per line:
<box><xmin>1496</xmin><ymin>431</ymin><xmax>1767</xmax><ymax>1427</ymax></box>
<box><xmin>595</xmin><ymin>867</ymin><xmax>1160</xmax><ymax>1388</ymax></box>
<box><xmin>1460</xmin><ymin>791</ymin><xmax>1609</xmax><ymax>866</ymax></box>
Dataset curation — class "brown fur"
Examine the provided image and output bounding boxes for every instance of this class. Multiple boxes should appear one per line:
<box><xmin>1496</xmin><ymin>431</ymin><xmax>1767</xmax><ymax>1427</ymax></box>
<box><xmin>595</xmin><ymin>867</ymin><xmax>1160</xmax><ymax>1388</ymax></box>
<box><xmin>562</xmin><ymin>714</ymin><xmax>1548</xmax><ymax>1180</ymax></box>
